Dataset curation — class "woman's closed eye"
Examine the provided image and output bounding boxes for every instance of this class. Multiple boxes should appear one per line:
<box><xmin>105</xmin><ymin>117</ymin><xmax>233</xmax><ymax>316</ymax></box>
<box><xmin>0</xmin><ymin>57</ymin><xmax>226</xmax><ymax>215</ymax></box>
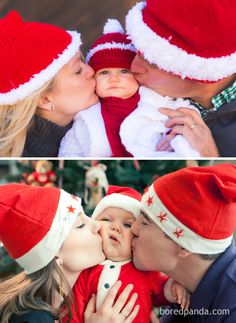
<box><xmin>76</xmin><ymin>223</ymin><xmax>85</xmax><ymax>229</ymax></box>
<box><xmin>75</xmin><ymin>67</ymin><xmax>82</xmax><ymax>75</ymax></box>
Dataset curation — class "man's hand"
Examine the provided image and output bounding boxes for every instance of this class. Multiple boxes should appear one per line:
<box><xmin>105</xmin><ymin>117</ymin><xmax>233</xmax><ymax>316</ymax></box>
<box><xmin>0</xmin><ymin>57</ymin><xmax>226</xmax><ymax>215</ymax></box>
<box><xmin>150</xmin><ymin>310</ymin><xmax>160</xmax><ymax>323</ymax></box>
<box><xmin>158</xmin><ymin>107</ymin><xmax>219</xmax><ymax>157</ymax></box>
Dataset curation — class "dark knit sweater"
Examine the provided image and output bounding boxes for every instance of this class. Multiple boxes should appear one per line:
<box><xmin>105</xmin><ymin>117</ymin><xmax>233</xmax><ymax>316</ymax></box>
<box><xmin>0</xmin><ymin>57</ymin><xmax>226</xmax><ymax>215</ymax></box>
<box><xmin>204</xmin><ymin>98</ymin><xmax>236</xmax><ymax>157</ymax></box>
<box><xmin>9</xmin><ymin>310</ymin><xmax>54</xmax><ymax>322</ymax></box>
<box><xmin>22</xmin><ymin>115</ymin><xmax>72</xmax><ymax>157</ymax></box>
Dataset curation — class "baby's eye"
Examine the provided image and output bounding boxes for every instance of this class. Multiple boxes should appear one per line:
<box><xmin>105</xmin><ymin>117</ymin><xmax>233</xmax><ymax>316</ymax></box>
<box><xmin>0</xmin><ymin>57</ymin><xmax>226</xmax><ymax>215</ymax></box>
<box><xmin>124</xmin><ymin>223</ymin><xmax>132</xmax><ymax>228</ymax></box>
<box><xmin>99</xmin><ymin>70</ymin><xmax>109</xmax><ymax>75</ymax></box>
<box><xmin>121</xmin><ymin>69</ymin><xmax>129</xmax><ymax>74</ymax></box>
<box><xmin>76</xmin><ymin>223</ymin><xmax>85</xmax><ymax>228</ymax></box>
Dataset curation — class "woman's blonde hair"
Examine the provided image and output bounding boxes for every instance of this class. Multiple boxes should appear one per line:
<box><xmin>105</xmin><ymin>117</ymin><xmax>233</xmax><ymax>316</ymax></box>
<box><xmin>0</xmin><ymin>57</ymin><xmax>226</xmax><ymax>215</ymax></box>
<box><xmin>0</xmin><ymin>80</ymin><xmax>54</xmax><ymax>157</ymax></box>
<box><xmin>0</xmin><ymin>258</ymin><xmax>74</xmax><ymax>323</ymax></box>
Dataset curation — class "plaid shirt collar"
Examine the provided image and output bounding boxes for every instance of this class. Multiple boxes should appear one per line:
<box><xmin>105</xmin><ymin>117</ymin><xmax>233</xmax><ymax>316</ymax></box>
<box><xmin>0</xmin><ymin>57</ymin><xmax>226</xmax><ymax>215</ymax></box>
<box><xmin>190</xmin><ymin>80</ymin><xmax>236</xmax><ymax>118</ymax></box>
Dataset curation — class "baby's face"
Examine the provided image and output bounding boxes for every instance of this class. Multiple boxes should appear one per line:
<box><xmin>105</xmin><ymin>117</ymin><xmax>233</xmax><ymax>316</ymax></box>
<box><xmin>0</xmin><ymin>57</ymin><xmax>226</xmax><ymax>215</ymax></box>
<box><xmin>95</xmin><ymin>67</ymin><xmax>139</xmax><ymax>99</ymax></box>
<box><xmin>97</xmin><ymin>207</ymin><xmax>136</xmax><ymax>261</ymax></box>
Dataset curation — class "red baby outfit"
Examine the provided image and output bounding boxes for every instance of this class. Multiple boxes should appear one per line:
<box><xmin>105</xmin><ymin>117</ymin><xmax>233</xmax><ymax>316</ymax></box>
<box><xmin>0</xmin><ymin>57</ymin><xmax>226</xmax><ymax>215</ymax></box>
<box><xmin>68</xmin><ymin>260</ymin><xmax>169</xmax><ymax>323</ymax></box>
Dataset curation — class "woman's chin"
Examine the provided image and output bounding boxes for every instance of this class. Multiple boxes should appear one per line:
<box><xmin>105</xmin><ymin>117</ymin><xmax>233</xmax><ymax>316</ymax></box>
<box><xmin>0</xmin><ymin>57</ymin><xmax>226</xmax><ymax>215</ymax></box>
<box><xmin>90</xmin><ymin>93</ymin><xmax>99</xmax><ymax>105</ymax></box>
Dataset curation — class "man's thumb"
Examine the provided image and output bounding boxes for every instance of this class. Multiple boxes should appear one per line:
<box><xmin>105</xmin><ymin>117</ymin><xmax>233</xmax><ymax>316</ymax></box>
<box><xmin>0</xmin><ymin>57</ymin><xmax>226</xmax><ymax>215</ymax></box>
<box><xmin>150</xmin><ymin>310</ymin><xmax>160</xmax><ymax>323</ymax></box>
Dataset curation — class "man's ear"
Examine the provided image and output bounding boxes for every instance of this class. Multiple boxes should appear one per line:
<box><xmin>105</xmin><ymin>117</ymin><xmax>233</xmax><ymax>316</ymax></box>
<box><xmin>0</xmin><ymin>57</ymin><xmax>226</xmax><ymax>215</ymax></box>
<box><xmin>177</xmin><ymin>246</ymin><xmax>192</xmax><ymax>258</ymax></box>
<box><xmin>37</xmin><ymin>93</ymin><xmax>53</xmax><ymax>111</ymax></box>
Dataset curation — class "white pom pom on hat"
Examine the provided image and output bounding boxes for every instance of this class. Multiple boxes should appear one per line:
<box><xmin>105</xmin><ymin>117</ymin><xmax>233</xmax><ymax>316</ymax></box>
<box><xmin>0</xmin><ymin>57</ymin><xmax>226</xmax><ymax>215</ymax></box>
<box><xmin>103</xmin><ymin>19</ymin><xmax>124</xmax><ymax>34</ymax></box>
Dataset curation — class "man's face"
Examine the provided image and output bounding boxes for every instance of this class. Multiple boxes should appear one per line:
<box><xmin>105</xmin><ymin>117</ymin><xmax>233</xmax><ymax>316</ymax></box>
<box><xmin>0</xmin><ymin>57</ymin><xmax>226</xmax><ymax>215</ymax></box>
<box><xmin>131</xmin><ymin>54</ymin><xmax>198</xmax><ymax>98</ymax></box>
<box><xmin>131</xmin><ymin>212</ymin><xmax>180</xmax><ymax>273</ymax></box>
<box><xmin>97</xmin><ymin>207</ymin><xmax>136</xmax><ymax>261</ymax></box>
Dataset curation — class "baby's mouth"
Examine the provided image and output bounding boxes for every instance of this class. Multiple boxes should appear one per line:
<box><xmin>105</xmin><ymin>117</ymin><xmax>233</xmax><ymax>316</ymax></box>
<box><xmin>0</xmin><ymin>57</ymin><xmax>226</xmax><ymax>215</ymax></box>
<box><xmin>109</xmin><ymin>234</ymin><xmax>120</xmax><ymax>244</ymax></box>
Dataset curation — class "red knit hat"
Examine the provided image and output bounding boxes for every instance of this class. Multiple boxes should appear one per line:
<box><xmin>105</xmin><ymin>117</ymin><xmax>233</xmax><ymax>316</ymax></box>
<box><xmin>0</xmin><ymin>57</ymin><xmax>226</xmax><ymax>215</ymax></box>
<box><xmin>92</xmin><ymin>185</ymin><xmax>141</xmax><ymax>219</ymax></box>
<box><xmin>0</xmin><ymin>11</ymin><xmax>82</xmax><ymax>105</ymax></box>
<box><xmin>126</xmin><ymin>0</ymin><xmax>236</xmax><ymax>82</ymax></box>
<box><xmin>142</xmin><ymin>164</ymin><xmax>236</xmax><ymax>254</ymax></box>
<box><xmin>0</xmin><ymin>183</ymin><xmax>83</xmax><ymax>274</ymax></box>
<box><xmin>86</xmin><ymin>19</ymin><xmax>136</xmax><ymax>73</ymax></box>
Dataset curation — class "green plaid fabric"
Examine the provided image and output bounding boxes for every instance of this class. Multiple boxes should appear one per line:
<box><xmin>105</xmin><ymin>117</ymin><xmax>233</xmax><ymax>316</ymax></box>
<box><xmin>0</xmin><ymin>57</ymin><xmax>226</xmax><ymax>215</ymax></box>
<box><xmin>190</xmin><ymin>80</ymin><xmax>236</xmax><ymax>118</ymax></box>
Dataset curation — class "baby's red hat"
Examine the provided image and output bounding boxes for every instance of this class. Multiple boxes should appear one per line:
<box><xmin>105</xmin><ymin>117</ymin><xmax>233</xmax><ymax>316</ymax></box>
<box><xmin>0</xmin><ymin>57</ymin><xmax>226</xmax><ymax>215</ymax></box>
<box><xmin>86</xmin><ymin>19</ymin><xmax>136</xmax><ymax>73</ymax></box>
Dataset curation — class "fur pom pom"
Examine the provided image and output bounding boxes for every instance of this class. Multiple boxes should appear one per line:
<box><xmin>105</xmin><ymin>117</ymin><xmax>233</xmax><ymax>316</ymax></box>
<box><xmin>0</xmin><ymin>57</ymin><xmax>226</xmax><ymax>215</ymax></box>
<box><xmin>103</xmin><ymin>19</ymin><xmax>124</xmax><ymax>34</ymax></box>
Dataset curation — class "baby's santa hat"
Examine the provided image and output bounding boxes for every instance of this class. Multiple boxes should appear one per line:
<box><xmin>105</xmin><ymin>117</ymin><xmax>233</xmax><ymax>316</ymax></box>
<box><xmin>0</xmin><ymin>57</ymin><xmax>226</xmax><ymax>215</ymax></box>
<box><xmin>142</xmin><ymin>164</ymin><xmax>236</xmax><ymax>254</ymax></box>
<box><xmin>92</xmin><ymin>185</ymin><xmax>141</xmax><ymax>219</ymax></box>
<box><xmin>126</xmin><ymin>0</ymin><xmax>236</xmax><ymax>82</ymax></box>
<box><xmin>86</xmin><ymin>19</ymin><xmax>136</xmax><ymax>73</ymax></box>
<box><xmin>0</xmin><ymin>183</ymin><xmax>83</xmax><ymax>274</ymax></box>
<box><xmin>0</xmin><ymin>11</ymin><xmax>81</xmax><ymax>105</ymax></box>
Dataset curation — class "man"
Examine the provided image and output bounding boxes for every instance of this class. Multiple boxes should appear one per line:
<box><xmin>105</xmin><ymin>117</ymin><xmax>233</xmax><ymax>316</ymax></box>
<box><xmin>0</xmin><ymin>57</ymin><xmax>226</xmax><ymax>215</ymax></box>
<box><xmin>131</xmin><ymin>164</ymin><xmax>236</xmax><ymax>322</ymax></box>
<box><xmin>126</xmin><ymin>0</ymin><xmax>236</xmax><ymax>157</ymax></box>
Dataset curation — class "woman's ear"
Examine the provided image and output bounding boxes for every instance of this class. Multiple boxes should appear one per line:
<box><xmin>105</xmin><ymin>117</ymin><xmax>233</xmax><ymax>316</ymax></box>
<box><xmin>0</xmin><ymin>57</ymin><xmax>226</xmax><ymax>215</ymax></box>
<box><xmin>37</xmin><ymin>93</ymin><xmax>54</xmax><ymax>111</ymax></box>
<box><xmin>55</xmin><ymin>255</ymin><xmax>63</xmax><ymax>267</ymax></box>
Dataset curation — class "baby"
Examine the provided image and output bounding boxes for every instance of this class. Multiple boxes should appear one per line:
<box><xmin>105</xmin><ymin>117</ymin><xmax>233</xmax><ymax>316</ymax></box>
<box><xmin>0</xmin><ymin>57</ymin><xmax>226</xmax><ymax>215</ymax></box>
<box><xmin>59</xmin><ymin>19</ymin><xmax>199</xmax><ymax>158</ymax></box>
<box><xmin>69</xmin><ymin>186</ymin><xmax>190</xmax><ymax>323</ymax></box>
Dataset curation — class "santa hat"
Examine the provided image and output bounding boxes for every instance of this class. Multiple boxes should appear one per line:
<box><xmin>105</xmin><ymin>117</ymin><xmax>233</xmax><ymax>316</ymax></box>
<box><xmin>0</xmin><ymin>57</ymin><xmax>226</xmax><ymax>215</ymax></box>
<box><xmin>0</xmin><ymin>11</ymin><xmax>82</xmax><ymax>105</ymax></box>
<box><xmin>92</xmin><ymin>185</ymin><xmax>141</xmax><ymax>219</ymax></box>
<box><xmin>142</xmin><ymin>164</ymin><xmax>236</xmax><ymax>254</ymax></box>
<box><xmin>86</xmin><ymin>19</ymin><xmax>136</xmax><ymax>73</ymax></box>
<box><xmin>126</xmin><ymin>1</ymin><xmax>236</xmax><ymax>82</ymax></box>
<box><xmin>0</xmin><ymin>183</ymin><xmax>83</xmax><ymax>274</ymax></box>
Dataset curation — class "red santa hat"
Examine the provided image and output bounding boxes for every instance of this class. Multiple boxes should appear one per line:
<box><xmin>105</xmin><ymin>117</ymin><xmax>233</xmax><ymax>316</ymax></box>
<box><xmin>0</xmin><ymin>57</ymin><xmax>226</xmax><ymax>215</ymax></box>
<box><xmin>0</xmin><ymin>183</ymin><xmax>83</xmax><ymax>274</ymax></box>
<box><xmin>142</xmin><ymin>164</ymin><xmax>236</xmax><ymax>254</ymax></box>
<box><xmin>86</xmin><ymin>19</ymin><xmax>136</xmax><ymax>73</ymax></box>
<box><xmin>0</xmin><ymin>11</ymin><xmax>82</xmax><ymax>105</ymax></box>
<box><xmin>92</xmin><ymin>185</ymin><xmax>141</xmax><ymax>219</ymax></box>
<box><xmin>126</xmin><ymin>0</ymin><xmax>236</xmax><ymax>82</ymax></box>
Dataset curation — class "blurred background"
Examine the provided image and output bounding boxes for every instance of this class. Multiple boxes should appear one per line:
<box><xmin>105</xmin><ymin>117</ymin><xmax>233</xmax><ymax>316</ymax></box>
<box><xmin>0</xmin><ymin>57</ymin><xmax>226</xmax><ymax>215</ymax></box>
<box><xmin>0</xmin><ymin>159</ymin><xmax>235</xmax><ymax>277</ymax></box>
<box><xmin>0</xmin><ymin>0</ymin><xmax>137</xmax><ymax>52</ymax></box>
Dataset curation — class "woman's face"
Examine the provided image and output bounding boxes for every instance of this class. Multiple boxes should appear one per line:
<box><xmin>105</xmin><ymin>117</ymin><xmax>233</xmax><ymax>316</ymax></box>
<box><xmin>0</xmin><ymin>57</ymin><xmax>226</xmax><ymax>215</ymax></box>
<box><xmin>50</xmin><ymin>52</ymin><xmax>98</xmax><ymax>117</ymax></box>
<box><xmin>58</xmin><ymin>212</ymin><xmax>105</xmax><ymax>272</ymax></box>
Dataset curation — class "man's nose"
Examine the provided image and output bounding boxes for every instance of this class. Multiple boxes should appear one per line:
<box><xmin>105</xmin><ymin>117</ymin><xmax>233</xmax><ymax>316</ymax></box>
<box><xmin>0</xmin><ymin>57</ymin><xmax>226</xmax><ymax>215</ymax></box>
<box><xmin>131</xmin><ymin>55</ymin><xmax>148</xmax><ymax>74</ymax></box>
<box><xmin>131</xmin><ymin>219</ymin><xmax>139</xmax><ymax>236</ymax></box>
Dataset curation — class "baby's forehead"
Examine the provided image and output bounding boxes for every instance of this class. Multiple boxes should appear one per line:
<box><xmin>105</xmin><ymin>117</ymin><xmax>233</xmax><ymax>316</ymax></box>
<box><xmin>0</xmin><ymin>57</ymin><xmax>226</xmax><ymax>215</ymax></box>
<box><xmin>96</xmin><ymin>67</ymin><xmax>131</xmax><ymax>72</ymax></box>
<box><xmin>97</xmin><ymin>206</ymin><xmax>135</xmax><ymax>220</ymax></box>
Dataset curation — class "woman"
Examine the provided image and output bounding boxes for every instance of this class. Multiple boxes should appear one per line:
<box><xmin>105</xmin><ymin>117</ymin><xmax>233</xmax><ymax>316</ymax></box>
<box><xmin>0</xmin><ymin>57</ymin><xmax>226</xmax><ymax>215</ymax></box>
<box><xmin>0</xmin><ymin>11</ymin><xmax>97</xmax><ymax>157</ymax></box>
<box><xmin>0</xmin><ymin>183</ymin><xmax>139</xmax><ymax>322</ymax></box>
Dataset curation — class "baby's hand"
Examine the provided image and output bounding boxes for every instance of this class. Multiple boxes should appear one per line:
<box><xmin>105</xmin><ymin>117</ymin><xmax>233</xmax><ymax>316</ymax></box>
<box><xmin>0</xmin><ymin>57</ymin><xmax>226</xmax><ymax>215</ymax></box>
<box><xmin>164</xmin><ymin>278</ymin><xmax>190</xmax><ymax>310</ymax></box>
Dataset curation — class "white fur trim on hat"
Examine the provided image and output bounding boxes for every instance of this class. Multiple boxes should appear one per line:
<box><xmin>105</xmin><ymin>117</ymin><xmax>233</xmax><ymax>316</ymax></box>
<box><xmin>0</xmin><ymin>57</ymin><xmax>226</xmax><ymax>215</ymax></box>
<box><xmin>142</xmin><ymin>184</ymin><xmax>232</xmax><ymax>254</ymax></box>
<box><xmin>86</xmin><ymin>42</ymin><xmax>136</xmax><ymax>64</ymax></box>
<box><xmin>16</xmin><ymin>190</ymin><xmax>83</xmax><ymax>274</ymax></box>
<box><xmin>0</xmin><ymin>31</ymin><xmax>82</xmax><ymax>105</ymax></box>
<box><xmin>126</xmin><ymin>2</ymin><xmax>236</xmax><ymax>82</ymax></box>
<box><xmin>92</xmin><ymin>193</ymin><xmax>141</xmax><ymax>219</ymax></box>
